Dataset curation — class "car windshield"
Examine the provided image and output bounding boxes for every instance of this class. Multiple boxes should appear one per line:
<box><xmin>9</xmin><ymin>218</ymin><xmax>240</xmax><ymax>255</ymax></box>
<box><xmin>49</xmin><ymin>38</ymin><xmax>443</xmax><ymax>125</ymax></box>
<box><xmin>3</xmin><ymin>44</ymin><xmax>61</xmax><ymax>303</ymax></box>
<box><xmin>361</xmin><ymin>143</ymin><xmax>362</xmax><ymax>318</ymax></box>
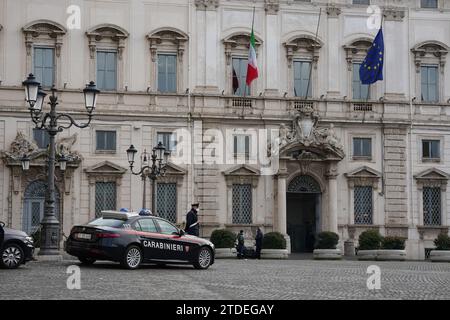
<box><xmin>88</xmin><ymin>218</ymin><xmax>125</xmax><ymax>228</ymax></box>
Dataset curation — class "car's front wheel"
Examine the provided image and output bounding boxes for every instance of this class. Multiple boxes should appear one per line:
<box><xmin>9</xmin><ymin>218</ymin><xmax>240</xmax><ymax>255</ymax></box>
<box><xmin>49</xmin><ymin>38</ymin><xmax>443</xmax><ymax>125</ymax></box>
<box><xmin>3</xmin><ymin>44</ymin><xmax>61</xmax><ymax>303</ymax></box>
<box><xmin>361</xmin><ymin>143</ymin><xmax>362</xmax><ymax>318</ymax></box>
<box><xmin>193</xmin><ymin>247</ymin><xmax>213</xmax><ymax>270</ymax></box>
<box><xmin>78</xmin><ymin>257</ymin><xmax>96</xmax><ymax>265</ymax></box>
<box><xmin>121</xmin><ymin>245</ymin><xmax>142</xmax><ymax>270</ymax></box>
<box><xmin>0</xmin><ymin>244</ymin><xmax>24</xmax><ymax>269</ymax></box>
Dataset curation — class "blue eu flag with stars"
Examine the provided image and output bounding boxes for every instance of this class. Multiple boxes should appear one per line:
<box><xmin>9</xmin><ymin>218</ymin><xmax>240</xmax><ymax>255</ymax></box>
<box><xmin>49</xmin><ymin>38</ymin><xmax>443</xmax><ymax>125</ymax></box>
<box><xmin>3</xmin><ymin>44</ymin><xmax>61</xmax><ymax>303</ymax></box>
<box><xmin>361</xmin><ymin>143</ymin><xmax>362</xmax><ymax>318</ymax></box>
<box><xmin>359</xmin><ymin>28</ymin><xmax>384</xmax><ymax>85</ymax></box>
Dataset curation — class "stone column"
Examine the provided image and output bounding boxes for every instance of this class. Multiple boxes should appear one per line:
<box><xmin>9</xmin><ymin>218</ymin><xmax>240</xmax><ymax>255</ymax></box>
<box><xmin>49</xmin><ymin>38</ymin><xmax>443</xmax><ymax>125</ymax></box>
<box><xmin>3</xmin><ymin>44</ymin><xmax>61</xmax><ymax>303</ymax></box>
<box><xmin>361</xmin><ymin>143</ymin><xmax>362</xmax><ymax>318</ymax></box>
<box><xmin>277</xmin><ymin>172</ymin><xmax>287</xmax><ymax>234</ymax></box>
<box><xmin>383</xmin><ymin>9</ymin><xmax>406</xmax><ymax>100</ymax></box>
<box><xmin>326</xmin><ymin>6</ymin><xmax>341</xmax><ymax>98</ymax></box>
<box><xmin>195</xmin><ymin>0</ymin><xmax>219</xmax><ymax>93</ymax></box>
<box><xmin>326</xmin><ymin>164</ymin><xmax>338</xmax><ymax>233</ymax></box>
<box><xmin>265</xmin><ymin>0</ymin><xmax>280</xmax><ymax>96</ymax></box>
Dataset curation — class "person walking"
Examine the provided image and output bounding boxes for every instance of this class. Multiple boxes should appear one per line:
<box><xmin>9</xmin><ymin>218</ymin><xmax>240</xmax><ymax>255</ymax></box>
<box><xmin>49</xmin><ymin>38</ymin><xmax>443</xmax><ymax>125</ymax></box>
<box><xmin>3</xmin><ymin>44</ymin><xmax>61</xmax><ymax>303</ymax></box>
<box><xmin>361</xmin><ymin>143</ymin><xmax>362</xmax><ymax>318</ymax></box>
<box><xmin>255</xmin><ymin>227</ymin><xmax>263</xmax><ymax>259</ymax></box>
<box><xmin>0</xmin><ymin>222</ymin><xmax>4</xmax><ymax>249</ymax></box>
<box><xmin>185</xmin><ymin>203</ymin><xmax>200</xmax><ymax>236</ymax></box>
<box><xmin>236</xmin><ymin>230</ymin><xmax>245</xmax><ymax>259</ymax></box>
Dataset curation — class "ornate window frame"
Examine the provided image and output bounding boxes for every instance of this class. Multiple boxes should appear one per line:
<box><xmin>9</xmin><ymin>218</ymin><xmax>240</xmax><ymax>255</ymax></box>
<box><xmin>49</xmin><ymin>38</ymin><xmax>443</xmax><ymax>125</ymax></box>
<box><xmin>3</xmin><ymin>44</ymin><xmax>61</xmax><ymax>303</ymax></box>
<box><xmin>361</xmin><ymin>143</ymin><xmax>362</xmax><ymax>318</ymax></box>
<box><xmin>283</xmin><ymin>35</ymin><xmax>322</xmax><ymax>98</ymax></box>
<box><xmin>84</xmin><ymin>161</ymin><xmax>127</xmax><ymax>221</ymax></box>
<box><xmin>411</xmin><ymin>41</ymin><xmax>449</xmax><ymax>103</ymax></box>
<box><xmin>147</xmin><ymin>28</ymin><xmax>188</xmax><ymax>94</ymax></box>
<box><xmin>414</xmin><ymin>168</ymin><xmax>449</xmax><ymax>228</ymax></box>
<box><xmin>343</xmin><ymin>38</ymin><xmax>376</xmax><ymax>100</ymax></box>
<box><xmin>223</xmin><ymin>165</ymin><xmax>260</xmax><ymax>225</ymax></box>
<box><xmin>345</xmin><ymin>166</ymin><xmax>382</xmax><ymax>226</ymax></box>
<box><xmin>22</xmin><ymin>20</ymin><xmax>67</xmax><ymax>88</ymax></box>
<box><xmin>86</xmin><ymin>24</ymin><xmax>129</xmax><ymax>91</ymax></box>
<box><xmin>222</xmin><ymin>32</ymin><xmax>263</xmax><ymax>95</ymax></box>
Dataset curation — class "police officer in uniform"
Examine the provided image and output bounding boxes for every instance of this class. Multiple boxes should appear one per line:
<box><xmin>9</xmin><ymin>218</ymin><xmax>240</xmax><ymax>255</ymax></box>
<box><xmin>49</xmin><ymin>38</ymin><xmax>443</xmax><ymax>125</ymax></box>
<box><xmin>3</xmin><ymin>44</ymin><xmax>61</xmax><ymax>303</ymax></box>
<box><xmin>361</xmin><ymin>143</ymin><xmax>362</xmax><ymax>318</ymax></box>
<box><xmin>185</xmin><ymin>203</ymin><xmax>200</xmax><ymax>236</ymax></box>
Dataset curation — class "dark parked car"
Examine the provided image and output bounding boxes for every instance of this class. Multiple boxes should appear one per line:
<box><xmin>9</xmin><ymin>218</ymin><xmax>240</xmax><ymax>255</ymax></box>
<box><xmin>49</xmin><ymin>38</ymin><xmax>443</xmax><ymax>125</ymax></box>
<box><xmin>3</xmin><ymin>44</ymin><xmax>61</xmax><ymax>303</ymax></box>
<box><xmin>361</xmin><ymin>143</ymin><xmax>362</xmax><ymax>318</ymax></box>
<box><xmin>0</xmin><ymin>221</ymin><xmax>35</xmax><ymax>269</ymax></box>
<box><xmin>65</xmin><ymin>211</ymin><xmax>215</xmax><ymax>270</ymax></box>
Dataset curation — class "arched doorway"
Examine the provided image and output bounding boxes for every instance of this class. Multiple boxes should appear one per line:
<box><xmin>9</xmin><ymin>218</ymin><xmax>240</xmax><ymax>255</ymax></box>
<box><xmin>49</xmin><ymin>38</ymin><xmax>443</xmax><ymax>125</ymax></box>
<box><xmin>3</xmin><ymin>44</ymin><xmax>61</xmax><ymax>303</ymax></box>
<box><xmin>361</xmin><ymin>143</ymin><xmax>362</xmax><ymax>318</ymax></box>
<box><xmin>23</xmin><ymin>180</ymin><xmax>60</xmax><ymax>235</ymax></box>
<box><xmin>287</xmin><ymin>175</ymin><xmax>322</xmax><ymax>253</ymax></box>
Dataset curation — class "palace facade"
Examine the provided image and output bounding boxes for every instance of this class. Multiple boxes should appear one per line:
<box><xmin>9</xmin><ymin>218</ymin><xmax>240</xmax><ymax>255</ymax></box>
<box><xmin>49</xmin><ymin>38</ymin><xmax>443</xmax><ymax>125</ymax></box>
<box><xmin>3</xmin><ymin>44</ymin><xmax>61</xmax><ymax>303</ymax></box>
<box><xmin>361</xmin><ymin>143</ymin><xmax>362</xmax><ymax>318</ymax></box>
<box><xmin>1</xmin><ymin>0</ymin><xmax>450</xmax><ymax>259</ymax></box>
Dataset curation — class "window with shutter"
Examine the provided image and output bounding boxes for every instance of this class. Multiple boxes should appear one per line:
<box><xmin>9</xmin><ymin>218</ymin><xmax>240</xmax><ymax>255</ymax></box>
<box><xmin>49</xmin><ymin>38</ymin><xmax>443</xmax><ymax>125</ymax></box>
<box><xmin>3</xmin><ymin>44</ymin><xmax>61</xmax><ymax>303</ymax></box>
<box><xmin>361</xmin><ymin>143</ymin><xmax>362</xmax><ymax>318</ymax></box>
<box><xmin>34</xmin><ymin>47</ymin><xmax>54</xmax><ymax>88</ymax></box>
<box><xmin>97</xmin><ymin>51</ymin><xmax>117</xmax><ymax>91</ymax></box>
<box><xmin>158</xmin><ymin>54</ymin><xmax>177</xmax><ymax>93</ymax></box>
<box><xmin>293</xmin><ymin>61</ymin><xmax>312</xmax><ymax>98</ymax></box>
<box><xmin>353</xmin><ymin>63</ymin><xmax>370</xmax><ymax>100</ymax></box>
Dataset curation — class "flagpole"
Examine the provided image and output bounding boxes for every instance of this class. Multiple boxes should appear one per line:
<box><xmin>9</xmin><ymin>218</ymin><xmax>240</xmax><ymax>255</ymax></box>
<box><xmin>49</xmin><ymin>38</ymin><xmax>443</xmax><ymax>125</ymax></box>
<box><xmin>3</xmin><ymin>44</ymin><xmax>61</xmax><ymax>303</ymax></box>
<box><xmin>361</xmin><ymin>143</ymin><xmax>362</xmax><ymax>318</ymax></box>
<box><xmin>304</xmin><ymin>8</ymin><xmax>322</xmax><ymax>100</ymax></box>
<box><xmin>242</xmin><ymin>6</ymin><xmax>256</xmax><ymax>118</ymax></box>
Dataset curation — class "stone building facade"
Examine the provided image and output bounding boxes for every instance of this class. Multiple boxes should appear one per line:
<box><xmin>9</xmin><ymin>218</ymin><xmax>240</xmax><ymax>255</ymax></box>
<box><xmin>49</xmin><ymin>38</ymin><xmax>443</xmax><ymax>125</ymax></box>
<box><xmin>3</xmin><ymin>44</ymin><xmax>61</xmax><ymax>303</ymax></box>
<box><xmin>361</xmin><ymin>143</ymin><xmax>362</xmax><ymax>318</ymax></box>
<box><xmin>0</xmin><ymin>0</ymin><xmax>450</xmax><ymax>260</ymax></box>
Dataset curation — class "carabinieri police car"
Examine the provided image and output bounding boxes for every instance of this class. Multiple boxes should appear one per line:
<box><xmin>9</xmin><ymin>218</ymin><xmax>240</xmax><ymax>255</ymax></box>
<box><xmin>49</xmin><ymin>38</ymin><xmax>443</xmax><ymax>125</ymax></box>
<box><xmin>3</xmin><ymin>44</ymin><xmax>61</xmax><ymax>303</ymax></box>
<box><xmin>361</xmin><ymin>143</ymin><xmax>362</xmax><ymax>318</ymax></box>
<box><xmin>65</xmin><ymin>211</ymin><xmax>215</xmax><ymax>270</ymax></box>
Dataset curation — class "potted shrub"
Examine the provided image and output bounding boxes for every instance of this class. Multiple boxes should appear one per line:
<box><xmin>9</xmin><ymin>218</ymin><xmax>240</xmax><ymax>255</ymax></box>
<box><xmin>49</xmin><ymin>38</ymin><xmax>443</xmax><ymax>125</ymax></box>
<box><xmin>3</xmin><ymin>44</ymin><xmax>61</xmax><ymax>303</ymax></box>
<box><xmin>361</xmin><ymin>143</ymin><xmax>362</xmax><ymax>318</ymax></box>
<box><xmin>313</xmin><ymin>232</ymin><xmax>342</xmax><ymax>260</ymax></box>
<box><xmin>378</xmin><ymin>236</ymin><xmax>406</xmax><ymax>261</ymax></box>
<box><xmin>261</xmin><ymin>232</ymin><xmax>288</xmax><ymax>259</ymax></box>
<box><xmin>357</xmin><ymin>230</ymin><xmax>382</xmax><ymax>261</ymax></box>
<box><xmin>430</xmin><ymin>234</ymin><xmax>450</xmax><ymax>262</ymax></box>
<box><xmin>210</xmin><ymin>229</ymin><xmax>236</xmax><ymax>258</ymax></box>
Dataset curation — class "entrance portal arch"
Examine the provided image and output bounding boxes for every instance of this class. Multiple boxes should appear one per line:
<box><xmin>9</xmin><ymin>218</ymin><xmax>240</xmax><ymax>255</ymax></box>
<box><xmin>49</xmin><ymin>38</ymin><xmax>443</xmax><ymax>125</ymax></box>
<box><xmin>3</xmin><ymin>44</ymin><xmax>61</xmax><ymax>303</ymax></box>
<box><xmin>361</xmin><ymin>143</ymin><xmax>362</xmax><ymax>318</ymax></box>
<box><xmin>23</xmin><ymin>180</ymin><xmax>60</xmax><ymax>235</ymax></box>
<box><xmin>287</xmin><ymin>175</ymin><xmax>322</xmax><ymax>253</ymax></box>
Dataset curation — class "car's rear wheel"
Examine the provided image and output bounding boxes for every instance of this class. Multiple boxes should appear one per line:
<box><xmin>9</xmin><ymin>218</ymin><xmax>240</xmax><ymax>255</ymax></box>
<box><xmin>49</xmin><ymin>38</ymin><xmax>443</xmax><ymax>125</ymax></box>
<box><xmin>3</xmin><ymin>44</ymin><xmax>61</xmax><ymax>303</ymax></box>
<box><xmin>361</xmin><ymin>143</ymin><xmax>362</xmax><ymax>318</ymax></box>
<box><xmin>78</xmin><ymin>257</ymin><xmax>96</xmax><ymax>265</ymax></box>
<box><xmin>193</xmin><ymin>247</ymin><xmax>213</xmax><ymax>270</ymax></box>
<box><xmin>121</xmin><ymin>245</ymin><xmax>142</xmax><ymax>270</ymax></box>
<box><xmin>1</xmin><ymin>244</ymin><xmax>24</xmax><ymax>269</ymax></box>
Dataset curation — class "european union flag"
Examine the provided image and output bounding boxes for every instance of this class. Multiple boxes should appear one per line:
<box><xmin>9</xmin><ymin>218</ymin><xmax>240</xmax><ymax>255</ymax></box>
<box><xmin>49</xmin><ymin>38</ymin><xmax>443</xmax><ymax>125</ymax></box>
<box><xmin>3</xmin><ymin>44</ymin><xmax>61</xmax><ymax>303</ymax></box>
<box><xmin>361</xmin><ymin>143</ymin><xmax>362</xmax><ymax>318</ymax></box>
<box><xmin>359</xmin><ymin>28</ymin><xmax>384</xmax><ymax>85</ymax></box>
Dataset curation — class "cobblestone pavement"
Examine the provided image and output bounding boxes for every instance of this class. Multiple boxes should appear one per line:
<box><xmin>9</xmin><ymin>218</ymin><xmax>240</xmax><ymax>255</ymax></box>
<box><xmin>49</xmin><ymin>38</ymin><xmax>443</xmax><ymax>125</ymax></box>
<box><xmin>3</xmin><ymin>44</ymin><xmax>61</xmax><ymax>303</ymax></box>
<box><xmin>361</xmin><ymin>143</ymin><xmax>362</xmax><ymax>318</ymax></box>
<box><xmin>0</xmin><ymin>259</ymin><xmax>449</xmax><ymax>300</ymax></box>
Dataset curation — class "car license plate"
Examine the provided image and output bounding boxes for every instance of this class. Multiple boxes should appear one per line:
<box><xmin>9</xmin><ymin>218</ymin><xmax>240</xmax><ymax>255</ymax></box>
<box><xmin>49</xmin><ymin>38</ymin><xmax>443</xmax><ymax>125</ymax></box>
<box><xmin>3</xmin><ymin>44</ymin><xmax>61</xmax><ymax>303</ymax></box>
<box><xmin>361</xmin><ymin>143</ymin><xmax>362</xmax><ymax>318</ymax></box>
<box><xmin>76</xmin><ymin>233</ymin><xmax>91</xmax><ymax>240</ymax></box>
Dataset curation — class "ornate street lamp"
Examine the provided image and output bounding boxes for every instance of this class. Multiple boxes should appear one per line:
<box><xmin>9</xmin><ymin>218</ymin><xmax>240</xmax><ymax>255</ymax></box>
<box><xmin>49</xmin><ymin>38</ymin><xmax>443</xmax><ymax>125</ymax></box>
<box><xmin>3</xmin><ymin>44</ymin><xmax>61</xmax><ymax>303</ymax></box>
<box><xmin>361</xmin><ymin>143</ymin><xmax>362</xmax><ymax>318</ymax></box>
<box><xmin>22</xmin><ymin>74</ymin><xmax>100</xmax><ymax>256</ymax></box>
<box><xmin>58</xmin><ymin>154</ymin><xmax>68</xmax><ymax>172</ymax></box>
<box><xmin>20</xmin><ymin>154</ymin><xmax>30</xmax><ymax>171</ymax></box>
<box><xmin>127</xmin><ymin>143</ymin><xmax>168</xmax><ymax>214</ymax></box>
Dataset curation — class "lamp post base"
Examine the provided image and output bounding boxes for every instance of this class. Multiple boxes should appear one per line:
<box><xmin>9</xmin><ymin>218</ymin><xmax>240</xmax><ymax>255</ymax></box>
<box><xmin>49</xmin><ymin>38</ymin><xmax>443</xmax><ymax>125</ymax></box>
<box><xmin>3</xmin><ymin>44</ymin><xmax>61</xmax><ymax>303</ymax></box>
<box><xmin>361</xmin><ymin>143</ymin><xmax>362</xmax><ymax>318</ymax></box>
<box><xmin>36</xmin><ymin>252</ymin><xmax>63</xmax><ymax>261</ymax></box>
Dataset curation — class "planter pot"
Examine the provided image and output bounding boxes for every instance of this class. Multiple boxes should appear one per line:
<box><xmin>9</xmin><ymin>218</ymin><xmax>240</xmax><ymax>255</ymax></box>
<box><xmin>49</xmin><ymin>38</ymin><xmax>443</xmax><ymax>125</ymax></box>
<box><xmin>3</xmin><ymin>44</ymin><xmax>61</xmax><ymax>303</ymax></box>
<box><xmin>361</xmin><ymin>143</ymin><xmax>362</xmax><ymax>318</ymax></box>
<box><xmin>357</xmin><ymin>250</ymin><xmax>378</xmax><ymax>261</ymax></box>
<box><xmin>313</xmin><ymin>249</ymin><xmax>342</xmax><ymax>260</ymax></box>
<box><xmin>261</xmin><ymin>249</ymin><xmax>289</xmax><ymax>259</ymax></box>
<box><xmin>214</xmin><ymin>248</ymin><xmax>237</xmax><ymax>259</ymax></box>
<box><xmin>430</xmin><ymin>250</ymin><xmax>450</xmax><ymax>262</ymax></box>
<box><xmin>357</xmin><ymin>249</ymin><xmax>406</xmax><ymax>261</ymax></box>
<box><xmin>376</xmin><ymin>250</ymin><xmax>406</xmax><ymax>261</ymax></box>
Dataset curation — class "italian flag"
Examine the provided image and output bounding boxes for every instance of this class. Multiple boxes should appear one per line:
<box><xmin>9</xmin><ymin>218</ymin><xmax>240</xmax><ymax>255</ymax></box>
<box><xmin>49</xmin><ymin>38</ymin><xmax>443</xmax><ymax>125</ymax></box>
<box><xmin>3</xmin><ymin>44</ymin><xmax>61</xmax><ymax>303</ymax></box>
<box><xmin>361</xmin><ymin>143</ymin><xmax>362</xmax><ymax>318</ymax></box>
<box><xmin>246</xmin><ymin>28</ymin><xmax>258</xmax><ymax>86</ymax></box>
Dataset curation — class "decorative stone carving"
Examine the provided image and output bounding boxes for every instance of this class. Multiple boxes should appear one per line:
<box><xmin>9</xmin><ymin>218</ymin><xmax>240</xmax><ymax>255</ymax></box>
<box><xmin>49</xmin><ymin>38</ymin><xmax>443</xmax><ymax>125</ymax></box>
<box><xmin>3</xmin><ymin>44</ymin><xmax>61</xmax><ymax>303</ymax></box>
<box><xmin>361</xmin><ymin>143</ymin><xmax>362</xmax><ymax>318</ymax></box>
<box><xmin>411</xmin><ymin>41</ymin><xmax>449</xmax><ymax>74</ymax></box>
<box><xmin>326</xmin><ymin>6</ymin><xmax>341</xmax><ymax>18</ymax></box>
<box><xmin>222</xmin><ymin>164</ymin><xmax>260</xmax><ymax>188</ymax></box>
<box><xmin>345</xmin><ymin>166</ymin><xmax>382</xmax><ymax>189</ymax></box>
<box><xmin>6</xmin><ymin>132</ymin><xmax>38</xmax><ymax>158</ymax></box>
<box><xmin>383</xmin><ymin>8</ymin><xmax>405</xmax><ymax>22</ymax></box>
<box><xmin>284</xmin><ymin>36</ymin><xmax>322</xmax><ymax>69</ymax></box>
<box><xmin>343</xmin><ymin>39</ymin><xmax>373</xmax><ymax>71</ymax></box>
<box><xmin>56</xmin><ymin>133</ymin><xmax>81</xmax><ymax>162</ymax></box>
<box><xmin>195</xmin><ymin>0</ymin><xmax>219</xmax><ymax>10</ymax></box>
<box><xmin>278</xmin><ymin>106</ymin><xmax>345</xmax><ymax>160</ymax></box>
<box><xmin>223</xmin><ymin>33</ymin><xmax>262</xmax><ymax>66</ymax></box>
<box><xmin>265</xmin><ymin>0</ymin><xmax>279</xmax><ymax>15</ymax></box>
<box><xmin>147</xmin><ymin>28</ymin><xmax>188</xmax><ymax>63</ymax></box>
<box><xmin>22</xmin><ymin>20</ymin><xmax>67</xmax><ymax>57</ymax></box>
<box><xmin>86</xmin><ymin>24</ymin><xmax>129</xmax><ymax>60</ymax></box>
<box><xmin>414</xmin><ymin>168</ymin><xmax>449</xmax><ymax>191</ymax></box>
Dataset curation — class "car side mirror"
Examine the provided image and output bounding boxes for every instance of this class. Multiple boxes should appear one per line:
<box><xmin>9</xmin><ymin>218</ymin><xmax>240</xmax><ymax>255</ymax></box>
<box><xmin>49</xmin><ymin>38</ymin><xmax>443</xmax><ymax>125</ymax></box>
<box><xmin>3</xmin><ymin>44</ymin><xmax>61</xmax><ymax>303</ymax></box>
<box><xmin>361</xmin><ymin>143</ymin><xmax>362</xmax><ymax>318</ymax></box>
<box><xmin>178</xmin><ymin>229</ymin><xmax>185</xmax><ymax>236</ymax></box>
